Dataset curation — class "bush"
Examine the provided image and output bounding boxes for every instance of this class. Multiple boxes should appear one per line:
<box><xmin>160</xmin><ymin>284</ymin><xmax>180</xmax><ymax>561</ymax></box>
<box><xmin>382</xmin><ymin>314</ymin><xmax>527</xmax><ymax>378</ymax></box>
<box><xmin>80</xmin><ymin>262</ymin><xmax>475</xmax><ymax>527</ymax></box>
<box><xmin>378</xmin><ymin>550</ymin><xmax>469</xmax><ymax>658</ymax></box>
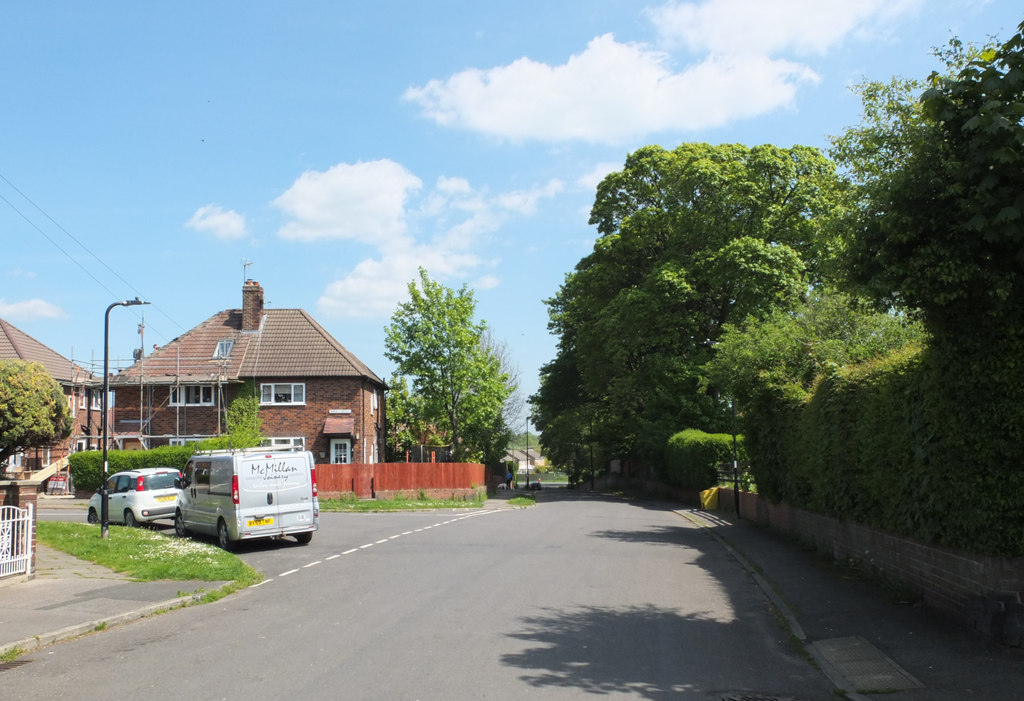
<box><xmin>664</xmin><ymin>429</ymin><xmax>745</xmax><ymax>490</ymax></box>
<box><xmin>69</xmin><ymin>445</ymin><xmax>196</xmax><ymax>491</ymax></box>
<box><xmin>745</xmin><ymin>342</ymin><xmax>1024</xmax><ymax>556</ymax></box>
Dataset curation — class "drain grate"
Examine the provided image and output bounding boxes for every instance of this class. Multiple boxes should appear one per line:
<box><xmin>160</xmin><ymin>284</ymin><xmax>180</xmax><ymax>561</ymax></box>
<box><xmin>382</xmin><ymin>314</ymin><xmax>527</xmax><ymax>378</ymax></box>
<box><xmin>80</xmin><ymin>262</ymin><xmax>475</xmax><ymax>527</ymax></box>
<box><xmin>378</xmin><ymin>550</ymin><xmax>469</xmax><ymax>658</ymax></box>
<box><xmin>0</xmin><ymin>660</ymin><xmax>31</xmax><ymax>672</ymax></box>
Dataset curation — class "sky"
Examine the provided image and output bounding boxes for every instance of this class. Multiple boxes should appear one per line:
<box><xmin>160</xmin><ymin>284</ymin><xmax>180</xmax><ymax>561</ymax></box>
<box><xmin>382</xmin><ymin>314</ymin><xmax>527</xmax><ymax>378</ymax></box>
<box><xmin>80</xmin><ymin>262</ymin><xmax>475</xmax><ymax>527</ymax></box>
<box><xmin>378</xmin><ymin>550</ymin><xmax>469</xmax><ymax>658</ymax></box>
<box><xmin>1</xmin><ymin>1</ymin><xmax>1019</xmax><ymax>426</ymax></box>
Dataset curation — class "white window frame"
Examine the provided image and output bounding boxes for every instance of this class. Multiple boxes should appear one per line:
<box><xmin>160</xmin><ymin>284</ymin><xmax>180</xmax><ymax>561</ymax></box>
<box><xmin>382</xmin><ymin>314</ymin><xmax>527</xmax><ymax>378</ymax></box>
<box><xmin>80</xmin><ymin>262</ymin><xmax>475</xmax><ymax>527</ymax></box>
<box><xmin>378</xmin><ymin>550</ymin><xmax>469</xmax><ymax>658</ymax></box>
<box><xmin>213</xmin><ymin>340</ymin><xmax>234</xmax><ymax>359</ymax></box>
<box><xmin>170</xmin><ymin>385</ymin><xmax>215</xmax><ymax>406</ymax></box>
<box><xmin>169</xmin><ymin>437</ymin><xmax>205</xmax><ymax>446</ymax></box>
<box><xmin>261</xmin><ymin>436</ymin><xmax>305</xmax><ymax>449</ymax></box>
<box><xmin>260</xmin><ymin>383</ymin><xmax>305</xmax><ymax>405</ymax></box>
<box><xmin>90</xmin><ymin>390</ymin><xmax>102</xmax><ymax>411</ymax></box>
<box><xmin>330</xmin><ymin>438</ymin><xmax>352</xmax><ymax>464</ymax></box>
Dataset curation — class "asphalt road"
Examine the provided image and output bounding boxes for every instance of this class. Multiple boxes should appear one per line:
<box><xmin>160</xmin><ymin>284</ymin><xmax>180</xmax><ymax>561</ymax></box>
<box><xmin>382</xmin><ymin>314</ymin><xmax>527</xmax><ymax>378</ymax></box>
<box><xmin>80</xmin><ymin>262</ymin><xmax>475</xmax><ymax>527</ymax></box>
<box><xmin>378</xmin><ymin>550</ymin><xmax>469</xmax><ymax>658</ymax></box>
<box><xmin>14</xmin><ymin>492</ymin><xmax>835</xmax><ymax>700</ymax></box>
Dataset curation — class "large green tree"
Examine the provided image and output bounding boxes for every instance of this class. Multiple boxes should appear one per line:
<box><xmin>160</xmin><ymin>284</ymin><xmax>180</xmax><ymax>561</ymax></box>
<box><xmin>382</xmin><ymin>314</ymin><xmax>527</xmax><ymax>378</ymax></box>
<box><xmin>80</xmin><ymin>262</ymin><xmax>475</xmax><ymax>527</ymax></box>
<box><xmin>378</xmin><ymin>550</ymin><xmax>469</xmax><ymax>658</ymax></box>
<box><xmin>385</xmin><ymin>268</ymin><xmax>514</xmax><ymax>463</ymax></box>
<box><xmin>534</xmin><ymin>143</ymin><xmax>847</xmax><ymax>473</ymax></box>
<box><xmin>0</xmin><ymin>360</ymin><xmax>73</xmax><ymax>467</ymax></box>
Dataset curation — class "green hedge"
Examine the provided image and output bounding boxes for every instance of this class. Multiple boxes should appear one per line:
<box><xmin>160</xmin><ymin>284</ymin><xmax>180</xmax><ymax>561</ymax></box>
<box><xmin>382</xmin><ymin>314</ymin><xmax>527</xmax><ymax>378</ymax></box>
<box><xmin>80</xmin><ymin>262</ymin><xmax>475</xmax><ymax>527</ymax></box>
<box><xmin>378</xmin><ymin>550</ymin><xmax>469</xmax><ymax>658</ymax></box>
<box><xmin>746</xmin><ymin>342</ymin><xmax>1024</xmax><ymax>556</ymax></box>
<box><xmin>664</xmin><ymin>429</ymin><xmax>745</xmax><ymax>491</ymax></box>
<box><xmin>69</xmin><ymin>445</ymin><xmax>196</xmax><ymax>492</ymax></box>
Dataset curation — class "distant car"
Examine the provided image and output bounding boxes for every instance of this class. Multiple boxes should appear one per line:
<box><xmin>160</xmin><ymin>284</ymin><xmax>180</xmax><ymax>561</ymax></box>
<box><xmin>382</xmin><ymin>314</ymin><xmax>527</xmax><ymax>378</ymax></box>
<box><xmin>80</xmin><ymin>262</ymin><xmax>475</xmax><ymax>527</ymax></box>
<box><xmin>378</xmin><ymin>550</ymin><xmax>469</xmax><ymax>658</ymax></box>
<box><xmin>87</xmin><ymin>468</ymin><xmax>182</xmax><ymax>527</ymax></box>
<box><xmin>528</xmin><ymin>480</ymin><xmax>542</xmax><ymax>490</ymax></box>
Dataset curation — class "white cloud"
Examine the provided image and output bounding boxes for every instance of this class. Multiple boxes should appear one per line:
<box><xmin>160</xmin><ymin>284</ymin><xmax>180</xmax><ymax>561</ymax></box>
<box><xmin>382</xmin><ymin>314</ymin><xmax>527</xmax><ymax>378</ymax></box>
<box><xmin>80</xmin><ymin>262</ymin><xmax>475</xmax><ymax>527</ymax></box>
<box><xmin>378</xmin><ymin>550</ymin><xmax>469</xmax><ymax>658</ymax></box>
<box><xmin>306</xmin><ymin>164</ymin><xmax>561</xmax><ymax>319</ymax></box>
<box><xmin>186</xmin><ymin>204</ymin><xmax>247</xmax><ymax>240</ymax></box>
<box><xmin>647</xmin><ymin>0</ymin><xmax>923</xmax><ymax>55</ymax></box>
<box><xmin>404</xmin><ymin>33</ymin><xmax>817</xmax><ymax>143</ymax></box>
<box><xmin>0</xmin><ymin>298</ymin><xmax>67</xmax><ymax>320</ymax></box>
<box><xmin>578</xmin><ymin>162</ymin><xmax>622</xmax><ymax>190</ymax></box>
<box><xmin>404</xmin><ymin>1</ymin><xmax>923</xmax><ymax>143</ymax></box>
<box><xmin>274</xmin><ymin>159</ymin><xmax>422</xmax><ymax>244</ymax></box>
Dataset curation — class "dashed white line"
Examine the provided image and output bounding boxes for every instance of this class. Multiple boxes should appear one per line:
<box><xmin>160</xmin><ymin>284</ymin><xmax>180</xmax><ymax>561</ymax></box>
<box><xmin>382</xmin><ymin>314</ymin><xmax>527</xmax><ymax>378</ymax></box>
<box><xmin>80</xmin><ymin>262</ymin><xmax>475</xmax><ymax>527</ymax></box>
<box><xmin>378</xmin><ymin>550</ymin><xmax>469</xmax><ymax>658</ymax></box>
<box><xmin>261</xmin><ymin>509</ymin><xmax>503</xmax><ymax>586</ymax></box>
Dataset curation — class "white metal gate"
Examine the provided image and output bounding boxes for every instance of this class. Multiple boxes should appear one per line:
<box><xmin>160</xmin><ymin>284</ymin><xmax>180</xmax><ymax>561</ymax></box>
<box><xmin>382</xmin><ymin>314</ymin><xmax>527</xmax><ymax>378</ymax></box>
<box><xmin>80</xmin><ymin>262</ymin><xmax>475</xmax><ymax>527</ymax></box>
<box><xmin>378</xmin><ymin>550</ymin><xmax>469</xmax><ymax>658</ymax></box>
<box><xmin>0</xmin><ymin>503</ymin><xmax>33</xmax><ymax>579</ymax></box>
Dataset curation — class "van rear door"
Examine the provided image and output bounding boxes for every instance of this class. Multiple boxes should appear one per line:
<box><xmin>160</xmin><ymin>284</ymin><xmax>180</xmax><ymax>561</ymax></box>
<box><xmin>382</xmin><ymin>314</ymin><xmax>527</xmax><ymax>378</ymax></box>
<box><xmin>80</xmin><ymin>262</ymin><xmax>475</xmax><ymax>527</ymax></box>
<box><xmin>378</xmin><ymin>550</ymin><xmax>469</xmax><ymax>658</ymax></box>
<box><xmin>237</xmin><ymin>453</ymin><xmax>313</xmax><ymax>536</ymax></box>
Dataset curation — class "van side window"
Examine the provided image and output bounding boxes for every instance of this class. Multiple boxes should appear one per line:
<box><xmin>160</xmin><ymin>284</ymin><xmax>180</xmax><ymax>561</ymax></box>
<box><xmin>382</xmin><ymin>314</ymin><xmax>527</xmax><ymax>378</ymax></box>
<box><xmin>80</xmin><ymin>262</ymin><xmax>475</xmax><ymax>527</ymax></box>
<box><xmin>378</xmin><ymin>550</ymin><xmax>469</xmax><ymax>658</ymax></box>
<box><xmin>195</xmin><ymin>461</ymin><xmax>211</xmax><ymax>490</ymax></box>
<box><xmin>209</xmin><ymin>460</ymin><xmax>232</xmax><ymax>496</ymax></box>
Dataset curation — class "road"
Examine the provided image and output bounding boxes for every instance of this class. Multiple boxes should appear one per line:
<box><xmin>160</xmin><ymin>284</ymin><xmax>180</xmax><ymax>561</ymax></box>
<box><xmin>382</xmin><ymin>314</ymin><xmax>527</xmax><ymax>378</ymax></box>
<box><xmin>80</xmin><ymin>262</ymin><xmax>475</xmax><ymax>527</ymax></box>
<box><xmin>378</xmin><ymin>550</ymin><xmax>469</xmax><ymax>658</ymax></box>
<box><xmin>16</xmin><ymin>491</ymin><xmax>835</xmax><ymax>700</ymax></box>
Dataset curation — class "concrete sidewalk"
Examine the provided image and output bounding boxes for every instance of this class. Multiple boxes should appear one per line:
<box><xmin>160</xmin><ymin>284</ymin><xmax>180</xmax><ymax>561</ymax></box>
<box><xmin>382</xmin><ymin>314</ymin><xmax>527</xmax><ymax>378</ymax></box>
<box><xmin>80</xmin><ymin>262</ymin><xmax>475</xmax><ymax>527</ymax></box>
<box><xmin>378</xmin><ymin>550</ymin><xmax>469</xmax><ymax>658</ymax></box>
<box><xmin>681</xmin><ymin>508</ymin><xmax>1024</xmax><ymax>700</ymax></box>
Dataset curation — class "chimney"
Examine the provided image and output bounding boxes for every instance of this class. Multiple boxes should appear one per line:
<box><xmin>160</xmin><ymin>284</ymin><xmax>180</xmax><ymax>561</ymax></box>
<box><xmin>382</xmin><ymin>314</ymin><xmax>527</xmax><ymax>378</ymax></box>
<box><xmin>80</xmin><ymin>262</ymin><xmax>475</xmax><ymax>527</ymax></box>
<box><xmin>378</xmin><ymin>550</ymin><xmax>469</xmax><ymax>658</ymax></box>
<box><xmin>242</xmin><ymin>279</ymin><xmax>264</xmax><ymax>331</ymax></box>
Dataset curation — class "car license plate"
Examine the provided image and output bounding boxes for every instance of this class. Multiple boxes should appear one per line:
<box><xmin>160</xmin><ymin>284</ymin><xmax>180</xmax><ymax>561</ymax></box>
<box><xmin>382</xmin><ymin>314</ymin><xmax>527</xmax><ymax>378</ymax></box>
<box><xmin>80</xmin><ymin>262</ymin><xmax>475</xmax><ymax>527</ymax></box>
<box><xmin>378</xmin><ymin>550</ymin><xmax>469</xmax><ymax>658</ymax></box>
<box><xmin>247</xmin><ymin>517</ymin><xmax>274</xmax><ymax>527</ymax></box>
<box><xmin>156</xmin><ymin>495</ymin><xmax>176</xmax><ymax>502</ymax></box>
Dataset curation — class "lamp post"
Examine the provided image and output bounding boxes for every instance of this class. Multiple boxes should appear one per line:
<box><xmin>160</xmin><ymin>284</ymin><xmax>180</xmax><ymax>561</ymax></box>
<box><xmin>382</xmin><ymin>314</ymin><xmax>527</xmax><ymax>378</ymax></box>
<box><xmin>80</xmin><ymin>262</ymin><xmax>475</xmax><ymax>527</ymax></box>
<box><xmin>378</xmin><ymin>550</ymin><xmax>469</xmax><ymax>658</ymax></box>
<box><xmin>525</xmin><ymin>416</ymin><xmax>531</xmax><ymax>489</ymax></box>
<box><xmin>101</xmin><ymin>297</ymin><xmax>149</xmax><ymax>539</ymax></box>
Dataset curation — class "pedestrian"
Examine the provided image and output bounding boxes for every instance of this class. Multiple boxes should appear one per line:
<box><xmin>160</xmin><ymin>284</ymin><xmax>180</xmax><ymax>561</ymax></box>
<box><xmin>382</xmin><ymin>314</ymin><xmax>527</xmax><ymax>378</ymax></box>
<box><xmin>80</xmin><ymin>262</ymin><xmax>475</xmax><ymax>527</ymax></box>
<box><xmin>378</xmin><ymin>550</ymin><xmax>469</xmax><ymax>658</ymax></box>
<box><xmin>505</xmin><ymin>470</ymin><xmax>513</xmax><ymax>491</ymax></box>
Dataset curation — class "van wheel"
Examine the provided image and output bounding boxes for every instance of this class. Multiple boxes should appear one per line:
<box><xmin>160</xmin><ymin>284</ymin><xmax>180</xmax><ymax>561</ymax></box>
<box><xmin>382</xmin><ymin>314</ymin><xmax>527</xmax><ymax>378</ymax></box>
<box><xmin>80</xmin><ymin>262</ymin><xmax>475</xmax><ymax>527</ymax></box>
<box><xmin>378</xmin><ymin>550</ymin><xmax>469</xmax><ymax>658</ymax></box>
<box><xmin>294</xmin><ymin>532</ymin><xmax>312</xmax><ymax>545</ymax></box>
<box><xmin>217</xmin><ymin>520</ymin><xmax>235</xmax><ymax>551</ymax></box>
<box><xmin>87</xmin><ymin>508</ymin><xmax>99</xmax><ymax>524</ymax></box>
<box><xmin>174</xmin><ymin>510</ymin><xmax>189</xmax><ymax>538</ymax></box>
<box><xmin>124</xmin><ymin>510</ymin><xmax>137</xmax><ymax>528</ymax></box>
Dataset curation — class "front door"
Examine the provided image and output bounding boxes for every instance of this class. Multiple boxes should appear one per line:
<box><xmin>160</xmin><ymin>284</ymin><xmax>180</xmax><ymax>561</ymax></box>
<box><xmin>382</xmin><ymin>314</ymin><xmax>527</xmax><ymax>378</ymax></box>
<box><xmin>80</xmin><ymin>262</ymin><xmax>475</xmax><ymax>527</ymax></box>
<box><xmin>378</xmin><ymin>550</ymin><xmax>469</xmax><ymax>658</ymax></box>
<box><xmin>330</xmin><ymin>438</ymin><xmax>351</xmax><ymax>464</ymax></box>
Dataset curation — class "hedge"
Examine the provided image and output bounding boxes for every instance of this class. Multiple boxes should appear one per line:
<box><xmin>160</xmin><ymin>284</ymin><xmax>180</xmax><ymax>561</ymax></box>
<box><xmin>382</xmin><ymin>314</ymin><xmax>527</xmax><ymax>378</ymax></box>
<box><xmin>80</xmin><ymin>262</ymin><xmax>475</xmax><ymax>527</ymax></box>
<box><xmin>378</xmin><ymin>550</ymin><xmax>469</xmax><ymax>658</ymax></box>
<box><xmin>664</xmin><ymin>429</ymin><xmax>745</xmax><ymax>491</ymax></box>
<box><xmin>745</xmin><ymin>342</ymin><xmax>1024</xmax><ymax>556</ymax></box>
<box><xmin>69</xmin><ymin>445</ymin><xmax>196</xmax><ymax>492</ymax></box>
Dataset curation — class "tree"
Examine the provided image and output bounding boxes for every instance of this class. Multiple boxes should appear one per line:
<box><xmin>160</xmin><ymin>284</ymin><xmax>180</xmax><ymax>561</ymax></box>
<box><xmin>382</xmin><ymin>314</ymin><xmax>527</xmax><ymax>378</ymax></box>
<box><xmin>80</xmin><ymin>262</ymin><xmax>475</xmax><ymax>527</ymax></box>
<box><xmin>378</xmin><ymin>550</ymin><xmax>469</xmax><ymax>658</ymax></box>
<box><xmin>198</xmin><ymin>380</ymin><xmax>263</xmax><ymax>450</ymax></box>
<box><xmin>385</xmin><ymin>268</ymin><xmax>514</xmax><ymax>463</ymax></box>
<box><xmin>384</xmin><ymin>373</ymin><xmax>442</xmax><ymax>461</ymax></box>
<box><xmin>704</xmin><ymin>289</ymin><xmax>928</xmax><ymax>405</ymax></box>
<box><xmin>0</xmin><ymin>360</ymin><xmax>73</xmax><ymax>467</ymax></box>
<box><xmin>534</xmin><ymin>143</ymin><xmax>847</xmax><ymax>473</ymax></box>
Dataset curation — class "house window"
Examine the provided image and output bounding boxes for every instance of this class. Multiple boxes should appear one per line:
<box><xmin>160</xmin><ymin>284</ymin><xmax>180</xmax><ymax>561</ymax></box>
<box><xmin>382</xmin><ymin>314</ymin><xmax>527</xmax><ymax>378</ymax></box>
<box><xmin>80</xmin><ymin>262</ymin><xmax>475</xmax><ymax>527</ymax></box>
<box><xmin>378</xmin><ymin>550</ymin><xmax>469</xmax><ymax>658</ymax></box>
<box><xmin>260</xmin><ymin>383</ymin><xmax>305</xmax><ymax>405</ymax></box>
<box><xmin>213</xmin><ymin>340</ymin><xmax>234</xmax><ymax>359</ymax></box>
<box><xmin>90</xmin><ymin>390</ymin><xmax>102</xmax><ymax>410</ymax></box>
<box><xmin>330</xmin><ymin>438</ymin><xmax>351</xmax><ymax>464</ymax></box>
<box><xmin>169</xmin><ymin>437</ymin><xmax>204</xmax><ymax>446</ymax></box>
<box><xmin>261</xmin><ymin>437</ymin><xmax>305</xmax><ymax>450</ymax></box>
<box><xmin>170</xmin><ymin>385</ymin><xmax>215</xmax><ymax>406</ymax></box>
<box><xmin>371</xmin><ymin>389</ymin><xmax>378</xmax><ymax>415</ymax></box>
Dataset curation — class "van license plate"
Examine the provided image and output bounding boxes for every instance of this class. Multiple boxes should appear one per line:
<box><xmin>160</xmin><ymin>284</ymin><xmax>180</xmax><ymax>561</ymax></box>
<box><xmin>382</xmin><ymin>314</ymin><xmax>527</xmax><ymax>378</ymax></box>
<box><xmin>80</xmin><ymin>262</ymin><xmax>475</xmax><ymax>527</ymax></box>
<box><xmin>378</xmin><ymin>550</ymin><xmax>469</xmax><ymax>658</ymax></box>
<box><xmin>247</xmin><ymin>517</ymin><xmax>274</xmax><ymax>527</ymax></box>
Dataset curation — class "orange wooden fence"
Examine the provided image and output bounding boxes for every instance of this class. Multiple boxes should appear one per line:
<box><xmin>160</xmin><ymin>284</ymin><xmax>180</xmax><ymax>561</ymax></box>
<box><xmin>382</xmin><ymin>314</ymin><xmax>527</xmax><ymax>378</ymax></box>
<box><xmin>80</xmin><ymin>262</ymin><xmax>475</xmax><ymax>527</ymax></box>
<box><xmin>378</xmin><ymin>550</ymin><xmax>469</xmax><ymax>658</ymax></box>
<box><xmin>315</xmin><ymin>462</ymin><xmax>486</xmax><ymax>499</ymax></box>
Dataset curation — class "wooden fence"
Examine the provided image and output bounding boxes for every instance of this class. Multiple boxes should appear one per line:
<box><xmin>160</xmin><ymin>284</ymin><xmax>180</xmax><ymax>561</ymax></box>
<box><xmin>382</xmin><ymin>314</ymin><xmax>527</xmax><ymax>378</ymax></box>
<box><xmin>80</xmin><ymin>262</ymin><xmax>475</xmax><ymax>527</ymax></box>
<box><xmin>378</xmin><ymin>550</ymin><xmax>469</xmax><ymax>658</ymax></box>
<box><xmin>315</xmin><ymin>462</ymin><xmax>486</xmax><ymax>499</ymax></box>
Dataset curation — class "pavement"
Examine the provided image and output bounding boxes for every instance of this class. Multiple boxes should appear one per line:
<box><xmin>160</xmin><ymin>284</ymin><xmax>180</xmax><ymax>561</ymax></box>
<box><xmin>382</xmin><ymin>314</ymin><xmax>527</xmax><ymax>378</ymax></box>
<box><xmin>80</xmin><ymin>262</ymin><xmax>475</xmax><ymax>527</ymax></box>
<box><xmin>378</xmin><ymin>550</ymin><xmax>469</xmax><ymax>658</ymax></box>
<box><xmin>3</xmin><ymin>494</ymin><xmax>1022</xmax><ymax>700</ymax></box>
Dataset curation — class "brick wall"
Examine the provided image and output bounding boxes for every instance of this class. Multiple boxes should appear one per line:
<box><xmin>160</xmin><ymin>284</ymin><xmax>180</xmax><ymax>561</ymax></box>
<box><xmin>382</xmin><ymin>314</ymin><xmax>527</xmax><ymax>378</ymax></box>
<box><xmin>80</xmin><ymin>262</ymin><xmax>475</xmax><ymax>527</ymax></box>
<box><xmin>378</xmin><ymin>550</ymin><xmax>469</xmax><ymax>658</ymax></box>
<box><xmin>116</xmin><ymin>377</ymin><xmax>385</xmax><ymax>462</ymax></box>
<box><xmin>722</xmin><ymin>489</ymin><xmax>1024</xmax><ymax>647</ymax></box>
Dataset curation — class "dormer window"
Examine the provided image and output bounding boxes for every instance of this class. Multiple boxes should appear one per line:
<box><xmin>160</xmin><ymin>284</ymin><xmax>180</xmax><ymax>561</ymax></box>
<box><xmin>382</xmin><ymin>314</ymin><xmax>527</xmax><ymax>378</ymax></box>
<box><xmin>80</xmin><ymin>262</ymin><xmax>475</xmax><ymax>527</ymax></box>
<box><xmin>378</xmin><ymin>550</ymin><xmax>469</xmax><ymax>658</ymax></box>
<box><xmin>214</xmin><ymin>340</ymin><xmax>234</xmax><ymax>359</ymax></box>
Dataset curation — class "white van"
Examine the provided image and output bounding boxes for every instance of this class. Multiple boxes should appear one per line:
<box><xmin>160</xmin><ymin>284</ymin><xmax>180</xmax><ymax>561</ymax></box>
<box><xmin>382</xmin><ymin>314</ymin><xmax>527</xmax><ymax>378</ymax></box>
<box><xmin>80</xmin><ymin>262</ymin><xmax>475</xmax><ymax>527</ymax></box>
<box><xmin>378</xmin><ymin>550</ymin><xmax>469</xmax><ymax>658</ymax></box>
<box><xmin>174</xmin><ymin>448</ymin><xmax>319</xmax><ymax>550</ymax></box>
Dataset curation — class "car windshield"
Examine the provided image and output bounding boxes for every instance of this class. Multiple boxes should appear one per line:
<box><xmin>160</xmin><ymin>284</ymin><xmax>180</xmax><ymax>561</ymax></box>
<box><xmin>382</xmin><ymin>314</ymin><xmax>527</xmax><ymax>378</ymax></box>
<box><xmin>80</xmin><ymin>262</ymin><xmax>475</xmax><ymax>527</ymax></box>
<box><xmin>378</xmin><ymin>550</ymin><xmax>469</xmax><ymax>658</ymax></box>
<box><xmin>144</xmin><ymin>472</ymin><xmax>179</xmax><ymax>491</ymax></box>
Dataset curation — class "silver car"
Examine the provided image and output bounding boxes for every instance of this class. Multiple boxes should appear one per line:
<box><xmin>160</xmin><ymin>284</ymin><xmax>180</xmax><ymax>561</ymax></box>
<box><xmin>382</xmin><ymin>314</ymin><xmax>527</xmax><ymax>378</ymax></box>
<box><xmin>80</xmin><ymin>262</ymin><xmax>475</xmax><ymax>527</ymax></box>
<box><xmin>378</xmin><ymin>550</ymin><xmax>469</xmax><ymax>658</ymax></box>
<box><xmin>87</xmin><ymin>467</ymin><xmax>182</xmax><ymax>527</ymax></box>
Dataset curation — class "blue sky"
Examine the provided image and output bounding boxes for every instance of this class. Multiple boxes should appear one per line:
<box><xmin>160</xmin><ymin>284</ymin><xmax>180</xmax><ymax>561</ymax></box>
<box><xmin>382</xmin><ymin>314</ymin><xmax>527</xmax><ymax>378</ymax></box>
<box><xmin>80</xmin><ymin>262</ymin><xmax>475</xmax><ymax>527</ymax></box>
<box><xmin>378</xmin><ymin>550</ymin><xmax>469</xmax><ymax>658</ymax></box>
<box><xmin>1</xmin><ymin>1</ymin><xmax>1019</xmax><ymax>421</ymax></box>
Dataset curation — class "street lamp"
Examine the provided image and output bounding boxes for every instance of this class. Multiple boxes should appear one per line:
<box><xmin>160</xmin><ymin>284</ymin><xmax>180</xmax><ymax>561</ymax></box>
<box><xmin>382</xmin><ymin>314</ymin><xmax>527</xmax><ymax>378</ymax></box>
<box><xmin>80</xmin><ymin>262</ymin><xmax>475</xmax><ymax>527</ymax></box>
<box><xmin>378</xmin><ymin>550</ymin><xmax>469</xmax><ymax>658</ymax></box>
<box><xmin>525</xmin><ymin>416</ymin><xmax>531</xmax><ymax>489</ymax></box>
<box><xmin>101</xmin><ymin>297</ymin><xmax>149</xmax><ymax>539</ymax></box>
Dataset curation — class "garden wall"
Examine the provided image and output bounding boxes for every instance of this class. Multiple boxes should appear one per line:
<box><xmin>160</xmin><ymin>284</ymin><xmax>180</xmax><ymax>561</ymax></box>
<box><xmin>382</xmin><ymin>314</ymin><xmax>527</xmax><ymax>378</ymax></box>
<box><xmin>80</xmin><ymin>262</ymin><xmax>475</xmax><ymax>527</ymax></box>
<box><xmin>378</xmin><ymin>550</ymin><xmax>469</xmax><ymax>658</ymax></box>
<box><xmin>718</xmin><ymin>488</ymin><xmax>1024</xmax><ymax>647</ymax></box>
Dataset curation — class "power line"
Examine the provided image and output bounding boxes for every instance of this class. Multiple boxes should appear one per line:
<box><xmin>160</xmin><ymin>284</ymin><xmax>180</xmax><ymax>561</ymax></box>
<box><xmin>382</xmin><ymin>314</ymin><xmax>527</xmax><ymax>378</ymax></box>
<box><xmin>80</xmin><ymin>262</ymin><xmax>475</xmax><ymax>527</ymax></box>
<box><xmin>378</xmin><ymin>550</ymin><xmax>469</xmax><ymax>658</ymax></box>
<box><xmin>0</xmin><ymin>172</ymin><xmax>188</xmax><ymax>343</ymax></box>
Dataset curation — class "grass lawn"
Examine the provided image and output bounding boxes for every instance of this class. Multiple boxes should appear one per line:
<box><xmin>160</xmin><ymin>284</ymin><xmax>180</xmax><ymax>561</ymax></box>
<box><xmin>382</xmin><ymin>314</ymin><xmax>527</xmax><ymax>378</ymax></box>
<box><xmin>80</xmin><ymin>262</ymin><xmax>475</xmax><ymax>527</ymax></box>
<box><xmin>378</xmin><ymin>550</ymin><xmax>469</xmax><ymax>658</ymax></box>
<box><xmin>36</xmin><ymin>521</ymin><xmax>261</xmax><ymax>593</ymax></box>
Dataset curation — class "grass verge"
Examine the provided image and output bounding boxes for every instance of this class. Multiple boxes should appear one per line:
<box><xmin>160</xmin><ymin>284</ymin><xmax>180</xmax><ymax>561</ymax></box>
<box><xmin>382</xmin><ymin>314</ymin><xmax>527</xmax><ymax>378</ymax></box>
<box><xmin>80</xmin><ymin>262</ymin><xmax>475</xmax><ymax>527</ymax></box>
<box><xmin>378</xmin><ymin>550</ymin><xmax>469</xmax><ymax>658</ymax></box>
<box><xmin>35</xmin><ymin>521</ymin><xmax>261</xmax><ymax>592</ymax></box>
<box><xmin>507</xmin><ymin>495</ymin><xmax>536</xmax><ymax>507</ymax></box>
<box><xmin>320</xmin><ymin>492</ymin><xmax>485</xmax><ymax>512</ymax></box>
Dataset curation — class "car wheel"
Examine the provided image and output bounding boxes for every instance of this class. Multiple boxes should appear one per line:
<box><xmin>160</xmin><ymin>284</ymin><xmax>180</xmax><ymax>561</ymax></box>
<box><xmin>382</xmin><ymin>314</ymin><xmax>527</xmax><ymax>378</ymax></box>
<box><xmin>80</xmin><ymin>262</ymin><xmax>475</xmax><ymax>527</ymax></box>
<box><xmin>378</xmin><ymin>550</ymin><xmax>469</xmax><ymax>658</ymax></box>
<box><xmin>123</xmin><ymin>509</ymin><xmax>137</xmax><ymax>528</ymax></box>
<box><xmin>174</xmin><ymin>510</ymin><xmax>189</xmax><ymax>538</ymax></box>
<box><xmin>87</xmin><ymin>508</ymin><xmax>99</xmax><ymax>524</ymax></box>
<box><xmin>294</xmin><ymin>532</ymin><xmax>313</xmax><ymax>545</ymax></box>
<box><xmin>217</xmin><ymin>520</ymin><xmax>234</xmax><ymax>551</ymax></box>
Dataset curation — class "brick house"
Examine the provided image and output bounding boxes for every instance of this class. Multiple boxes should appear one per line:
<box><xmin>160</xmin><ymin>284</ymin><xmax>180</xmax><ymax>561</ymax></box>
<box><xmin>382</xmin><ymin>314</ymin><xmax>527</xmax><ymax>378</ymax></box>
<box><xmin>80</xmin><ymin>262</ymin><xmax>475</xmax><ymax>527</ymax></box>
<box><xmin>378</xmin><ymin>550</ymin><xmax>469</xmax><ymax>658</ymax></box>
<box><xmin>110</xmin><ymin>281</ymin><xmax>386</xmax><ymax>464</ymax></box>
<box><xmin>0</xmin><ymin>318</ymin><xmax>103</xmax><ymax>474</ymax></box>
